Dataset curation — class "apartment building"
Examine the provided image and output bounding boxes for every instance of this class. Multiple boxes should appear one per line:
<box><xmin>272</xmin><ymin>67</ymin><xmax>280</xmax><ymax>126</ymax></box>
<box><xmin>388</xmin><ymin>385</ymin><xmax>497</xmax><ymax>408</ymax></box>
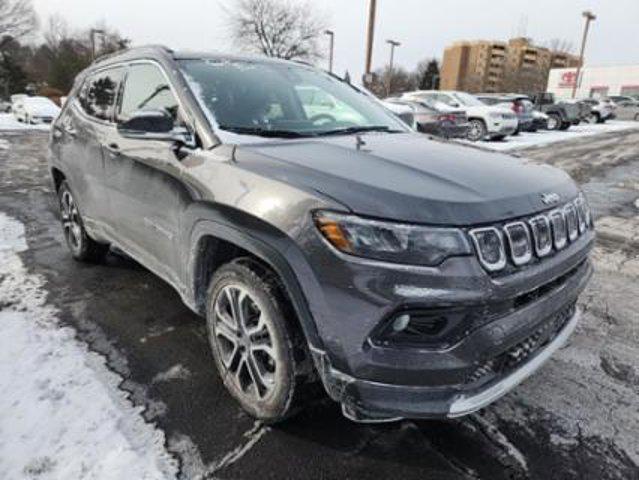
<box><xmin>441</xmin><ymin>37</ymin><xmax>580</xmax><ymax>93</ymax></box>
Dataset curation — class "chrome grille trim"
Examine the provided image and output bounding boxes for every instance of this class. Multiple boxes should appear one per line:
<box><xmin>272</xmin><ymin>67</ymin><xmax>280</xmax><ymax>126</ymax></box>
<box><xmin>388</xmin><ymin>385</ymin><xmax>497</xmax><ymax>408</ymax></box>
<box><xmin>574</xmin><ymin>197</ymin><xmax>587</xmax><ymax>233</ymax></box>
<box><xmin>469</xmin><ymin>227</ymin><xmax>507</xmax><ymax>272</ymax></box>
<box><xmin>504</xmin><ymin>222</ymin><xmax>532</xmax><ymax>266</ymax></box>
<box><xmin>469</xmin><ymin>196</ymin><xmax>592</xmax><ymax>273</ymax></box>
<box><xmin>529</xmin><ymin>215</ymin><xmax>553</xmax><ymax>257</ymax></box>
<box><xmin>564</xmin><ymin>204</ymin><xmax>579</xmax><ymax>241</ymax></box>
<box><xmin>549</xmin><ymin>209</ymin><xmax>568</xmax><ymax>250</ymax></box>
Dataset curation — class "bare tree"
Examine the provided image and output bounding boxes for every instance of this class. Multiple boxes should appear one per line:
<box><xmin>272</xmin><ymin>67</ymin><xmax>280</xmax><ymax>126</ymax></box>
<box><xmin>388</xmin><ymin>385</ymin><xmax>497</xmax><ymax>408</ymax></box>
<box><xmin>0</xmin><ymin>0</ymin><xmax>37</xmax><ymax>42</ymax></box>
<box><xmin>227</xmin><ymin>0</ymin><xmax>326</xmax><ymax>60</ymax></box>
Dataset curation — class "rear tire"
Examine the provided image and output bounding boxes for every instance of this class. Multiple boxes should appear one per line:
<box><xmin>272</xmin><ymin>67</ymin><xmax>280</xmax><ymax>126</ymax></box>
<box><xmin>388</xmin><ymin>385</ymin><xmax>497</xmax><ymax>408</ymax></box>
<box><xmin>586</xmin><ymin>112</ymin><xmax>600</xmax><ymax>124</ymax></box>
<box><xmin>57</xmin><ymin>181</ymin><xmax>109</xmax><ymax>262</ymax></box>
<box><xmin>206</xmin><ymin>260</ymin><xmax>312</xmax><ymax>423</ymax></box>
<box><xmin>559</xmin><ymin>122</ymin><xmax>570</xmax><ymax>130</ymax></box>
<box><xmin>467</xmin><ymin>119</ymin><xmax>487</xmax><ymax>141</ymax></box>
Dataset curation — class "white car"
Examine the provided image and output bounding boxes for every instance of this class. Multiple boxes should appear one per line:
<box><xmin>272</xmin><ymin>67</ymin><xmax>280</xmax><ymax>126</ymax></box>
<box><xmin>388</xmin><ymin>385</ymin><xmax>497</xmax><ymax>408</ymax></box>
<box><xmin>402</xmin><ymin>90</ymin><xmax>518</xmax><ymax>141</ymax></box>
<box><xmin>579</xmin><ymin>98</ymin><xmax>615</xmax><ymax>123</ymax></box>
<box><xmin>12</xmin><ymin>96</ymin><xmax>61</xmax><ymax>125</ymax></box>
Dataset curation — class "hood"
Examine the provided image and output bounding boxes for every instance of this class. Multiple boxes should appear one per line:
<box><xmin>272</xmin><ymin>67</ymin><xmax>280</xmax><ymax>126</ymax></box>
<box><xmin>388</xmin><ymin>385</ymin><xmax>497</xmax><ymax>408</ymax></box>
<box><xmin>233</xmin><ymin>132</ymin><xmax>578</xmax><ymax>226</ymax></box>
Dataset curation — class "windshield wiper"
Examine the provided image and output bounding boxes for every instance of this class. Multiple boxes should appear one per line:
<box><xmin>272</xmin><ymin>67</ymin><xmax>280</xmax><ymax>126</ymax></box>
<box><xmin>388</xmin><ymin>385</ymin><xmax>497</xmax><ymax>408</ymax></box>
<box><xmin>218</xmin><ymin>125</ymin><xmax>314</xmax><ymax>138</ymax></box>
<box><xmin>315</xmin><ymin>125</ymin><xmax>403</xmax><ymax>136</ymax></box>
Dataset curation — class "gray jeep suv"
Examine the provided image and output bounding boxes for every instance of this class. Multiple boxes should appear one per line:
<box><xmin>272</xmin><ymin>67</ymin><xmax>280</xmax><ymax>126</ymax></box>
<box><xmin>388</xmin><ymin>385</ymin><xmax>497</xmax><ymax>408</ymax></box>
<box><xmin>49</xmin><ymin>46</ymin><xmax>594</xmax><ymax>423</ymax></box>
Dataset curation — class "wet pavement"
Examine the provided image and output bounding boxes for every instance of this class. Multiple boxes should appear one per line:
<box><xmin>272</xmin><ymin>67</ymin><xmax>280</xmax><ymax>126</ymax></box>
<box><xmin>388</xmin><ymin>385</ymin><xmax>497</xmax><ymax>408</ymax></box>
<box><xmin>1</xmin><ymin>128</ymin><xmax>638</xmax><ymax>480</ymax></box>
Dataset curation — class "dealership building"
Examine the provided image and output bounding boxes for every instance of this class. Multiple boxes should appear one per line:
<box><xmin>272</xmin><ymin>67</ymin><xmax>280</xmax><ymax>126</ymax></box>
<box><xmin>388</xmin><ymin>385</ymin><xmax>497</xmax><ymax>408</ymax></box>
<box><xmin>547</xmin><ymin>64</ymin><xmax>639</xmax><ymax>99</ymax></box>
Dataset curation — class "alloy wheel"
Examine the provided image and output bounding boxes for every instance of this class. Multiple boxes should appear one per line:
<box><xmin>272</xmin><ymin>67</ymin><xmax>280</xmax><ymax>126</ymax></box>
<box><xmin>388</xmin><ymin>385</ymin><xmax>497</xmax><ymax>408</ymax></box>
<box><xmin>467</xmin><ymin>120</ymin><xmax>484</xmax><ymax>141</ymax></box>
<box><xmin>60</xmin><ymin>190</ymin><xmax>83</xmax><ymax>253</ymax></box>
<box><xmin>213</xmin><ymin>284</ymin><xmax>278</xmax><ymax>400</ymax></box>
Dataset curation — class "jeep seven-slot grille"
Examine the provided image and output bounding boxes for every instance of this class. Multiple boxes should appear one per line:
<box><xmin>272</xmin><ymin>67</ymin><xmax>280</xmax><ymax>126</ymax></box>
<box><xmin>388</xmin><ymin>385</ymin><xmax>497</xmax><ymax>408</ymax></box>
<box><xmin>469</xmin><ymin>195</ymin><xmax>592</xmax><ymax>273</ymax></box>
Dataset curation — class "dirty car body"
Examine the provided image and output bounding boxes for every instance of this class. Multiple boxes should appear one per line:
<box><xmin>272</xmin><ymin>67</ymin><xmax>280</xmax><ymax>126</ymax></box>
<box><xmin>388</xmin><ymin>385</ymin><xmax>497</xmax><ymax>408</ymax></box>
<box><xmin>49</xmin><ymin>46</ymin><xmax>594</xmax><ymax>422</ymax></box>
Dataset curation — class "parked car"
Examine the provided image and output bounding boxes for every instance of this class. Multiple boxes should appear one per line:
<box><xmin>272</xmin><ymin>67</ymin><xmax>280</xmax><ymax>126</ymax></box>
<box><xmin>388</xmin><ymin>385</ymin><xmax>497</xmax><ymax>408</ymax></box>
<box><xmin>10</xmin><ymin>93</ymin><xmax>27</xmax><ymax>105</ymax></box>
<box><xmin>608</xmin><ymin>95</ymin><xmax>637</xmax><ymax>106</ymax></box>
<box><xmin>13</xmin><ymin>96</ymin><xmax>61</xmax><ymax>124</ymax></box>
<box><xmin>532</xmin><ymin>110</ymin><xmax>549</xmax><ymax>130</ymax></box>
<box><xmin>402</xmin><ymin>90</ymin><xmax>517</xmax><ymax>141</ymax></box>
<box><xmin>527</xmin><ymin>92</ymin><xmax>579</xmax><ymax>131</ymax></box>
<box><xmin>380</xmin><ymin>99</ymin><xmax>416</xmax><ymax>127</ymax></box>
<box><xmin>384</xmin><ymin>97</ymin><xmax>469</xmax><ymax>139</ymax></box>
<box><xmin>579</xmin><ymin>98</ymin><xmax>615</xmax><ymax>123</ymax></box>
<box><xmin>0</xmin><ymin>98</ymin><xmax>12</xmax><ymax>113</ymax></box>
<box><xmin>561</xmin><ymin>99</ymin><xmax>593</xmax><ymax>125</ymax></box>
<box><xmin>476</xmin><ymin>94</ymin><xmax>534</xmax><ymax>133</ymax></box>
<box><xmin>614</xmin><ymin>103</ymin><xmax>639</xmax><ymax>121</ymax></box>
<box><xmin>50</xmin><ymin>46</ymin><xmax>594</xmax><ymax>423</ymax></box>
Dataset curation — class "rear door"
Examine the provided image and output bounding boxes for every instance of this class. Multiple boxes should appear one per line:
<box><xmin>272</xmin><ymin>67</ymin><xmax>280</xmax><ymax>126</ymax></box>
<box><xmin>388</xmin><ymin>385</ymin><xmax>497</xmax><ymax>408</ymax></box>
<box><xmin>54</xmin><ymin>67</ymin><xmax>124</xmax><ymax>233</ymax></box>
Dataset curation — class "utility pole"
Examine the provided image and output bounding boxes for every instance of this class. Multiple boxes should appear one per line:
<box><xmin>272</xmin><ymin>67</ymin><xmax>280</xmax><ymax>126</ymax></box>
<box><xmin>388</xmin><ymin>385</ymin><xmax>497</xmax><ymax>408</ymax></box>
<box><xmin>324</xmin><ymin>30</ymin><xmax>335</xmax><ymax>73</ymax></box>
<box><xmin>90</xmin><ymin>28</ymin><xmax>105</xmax><ymax>60</ymax></box>
<box><xmin>572</xmin><ymin>10</ymin><xmax>596</xmax><ymax>98</ymax></box>
<box><xmin>364</xmin><ymin>0</ymin><xmax>377</xmax><ymax>82</ymax></box>
<box><xmin>386</xmin><ymin>39</ymin><xmax>400</xmax><ymax>97</ymax></box>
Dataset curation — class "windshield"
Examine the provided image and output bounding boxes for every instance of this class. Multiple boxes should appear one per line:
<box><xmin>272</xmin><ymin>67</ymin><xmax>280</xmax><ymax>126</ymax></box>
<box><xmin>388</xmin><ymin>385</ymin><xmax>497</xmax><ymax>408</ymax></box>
<box><xmin>178</xmin><ymin>59</ymin><xmax>407</xmax><ymax>137</ymax></box>
<box><xmin>451</xmin><ymin>92</ymin><xmax>485</xmax><ymax>107</ymax></box>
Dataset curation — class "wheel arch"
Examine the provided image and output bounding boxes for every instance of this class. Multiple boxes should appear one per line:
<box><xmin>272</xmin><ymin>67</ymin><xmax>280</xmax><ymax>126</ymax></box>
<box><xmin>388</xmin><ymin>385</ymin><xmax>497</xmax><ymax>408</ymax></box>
<box><xmin>187</xmin><ymin>218</ymin><xmax>324</xmax><ymax>351</ymax></box>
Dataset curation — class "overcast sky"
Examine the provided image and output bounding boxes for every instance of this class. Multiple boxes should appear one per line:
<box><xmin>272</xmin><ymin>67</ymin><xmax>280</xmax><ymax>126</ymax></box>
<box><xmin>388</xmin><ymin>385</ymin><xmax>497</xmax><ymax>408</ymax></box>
<box><xmin>32</xmin><ymin>0</ymin><xmax>638</xmax><ymax>80</ymax></box>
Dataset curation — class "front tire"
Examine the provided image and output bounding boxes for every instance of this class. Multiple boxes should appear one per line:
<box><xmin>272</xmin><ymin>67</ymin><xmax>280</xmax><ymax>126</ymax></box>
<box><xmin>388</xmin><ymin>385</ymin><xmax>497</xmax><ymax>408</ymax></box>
<box><xmin>467</xmin><ymin>119</ymin><xmax>487</xmax><ymax>141</ymax></box>
<box><xmin>547</xmin><ymin>113</ymin><xmax>561</xmax><ymax>130</ymax></box>
<box><xmin>57</xmin><ymin>181</ymin><xmax>109</xmax><ymax>262</ymax></box>
<box><xmin>206</xmin><ymin>260</ymin><xmax>309</xmax><ymax>423</ymax></box>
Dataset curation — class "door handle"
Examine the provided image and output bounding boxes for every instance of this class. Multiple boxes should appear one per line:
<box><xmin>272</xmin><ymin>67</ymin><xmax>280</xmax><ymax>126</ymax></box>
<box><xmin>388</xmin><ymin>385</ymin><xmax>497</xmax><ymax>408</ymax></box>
<box><xmin>105</xmin><ymin>143</ymin><xmax>120</xmax><ymax>156</ymax></box>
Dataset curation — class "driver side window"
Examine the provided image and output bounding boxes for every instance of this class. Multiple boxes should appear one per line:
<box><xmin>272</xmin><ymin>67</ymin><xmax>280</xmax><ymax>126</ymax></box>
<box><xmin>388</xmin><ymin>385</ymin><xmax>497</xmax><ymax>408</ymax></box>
<box><xmin>118</xmin><ymin>64</ymin><xmax>180</xmax><ymax>124</ymax></box>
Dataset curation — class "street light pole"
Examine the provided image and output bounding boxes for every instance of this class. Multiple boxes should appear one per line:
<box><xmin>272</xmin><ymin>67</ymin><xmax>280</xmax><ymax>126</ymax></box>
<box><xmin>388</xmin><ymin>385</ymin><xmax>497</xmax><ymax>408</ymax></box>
<box><xmin>386</xmin><ymin>39</ymin><xmax>400</xmax><ymax>97</ymax></box>
<box><xmin>90</xmin><ymin>28</ymin><xmax>105</xmax><ymax>60</ymax></box>
<box><xmin>364</xmin><ymin>0</ymin><xmax>377</xmax><ymax>81</ymax></box>
<box><xmin>572</xmin><ymin>10</ymin><xmax>596</xmax><ymax>99</ymax></box>
<box><xmin>324</xmin><ymin>30</ymin><xmax>335</xmax><ymax>73</ymax></box>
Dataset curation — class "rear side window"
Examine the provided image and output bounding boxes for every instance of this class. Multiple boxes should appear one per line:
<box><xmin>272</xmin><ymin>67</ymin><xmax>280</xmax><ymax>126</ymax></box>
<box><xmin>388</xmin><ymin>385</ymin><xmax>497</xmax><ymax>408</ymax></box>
<box><xmin>79</xmin><ymin>68</ymin><xmax>124</xmax><ymax>121</ymax></box>
<box><xmin>118</xmin><ymin>64</ymin><xmax>179</xmax><ymax>123</ymax></box>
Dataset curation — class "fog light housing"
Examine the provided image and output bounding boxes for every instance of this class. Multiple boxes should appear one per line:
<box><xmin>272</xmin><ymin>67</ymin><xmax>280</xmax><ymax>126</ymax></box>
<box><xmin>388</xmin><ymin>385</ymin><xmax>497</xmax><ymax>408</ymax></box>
<box><xmin>370</xmin><ymin>308</ymin><xmax>474</xmax><ymax>349</ymax></box>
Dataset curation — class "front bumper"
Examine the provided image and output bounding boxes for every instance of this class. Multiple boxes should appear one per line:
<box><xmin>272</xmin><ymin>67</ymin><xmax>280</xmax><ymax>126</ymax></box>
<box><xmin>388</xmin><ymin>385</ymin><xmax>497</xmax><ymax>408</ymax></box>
<box><xmin>302</xmin><ymin>231</ymin><xmax>594</xmax><ymax>421</ymax></box>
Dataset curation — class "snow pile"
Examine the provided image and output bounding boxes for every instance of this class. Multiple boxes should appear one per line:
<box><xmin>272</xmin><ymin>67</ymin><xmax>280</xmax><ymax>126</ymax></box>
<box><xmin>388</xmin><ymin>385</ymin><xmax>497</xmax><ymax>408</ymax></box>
<box><xmin>457</xmin><ymin>120</ymin><xmax>639</xmax><ymax>152</ymax></box>
<box><xmin>0</xmin><ymin>213</ymin><xmax>178</xmax><ymax>480</ymax></box>
<box><xmin>0</xmin><ymin>113</ymin><xmax>51</xmax><ymax>131</ymax></box>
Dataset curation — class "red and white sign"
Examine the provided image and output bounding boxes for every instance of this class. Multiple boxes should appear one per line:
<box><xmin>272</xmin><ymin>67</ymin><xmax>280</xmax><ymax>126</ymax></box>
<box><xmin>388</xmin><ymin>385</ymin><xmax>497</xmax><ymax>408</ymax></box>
<box><xmin>558</xmin><ymin>71</ymin><xmax>578</xmax><ymax>88</ymax></box>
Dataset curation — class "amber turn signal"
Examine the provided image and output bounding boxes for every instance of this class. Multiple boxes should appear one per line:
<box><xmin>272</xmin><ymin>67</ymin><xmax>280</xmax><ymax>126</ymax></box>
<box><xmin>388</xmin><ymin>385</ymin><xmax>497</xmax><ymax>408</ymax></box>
<box><xmin>315</xmin><ymin>217</ymin><xmax>352</xmax><ymax>252</ymax></box>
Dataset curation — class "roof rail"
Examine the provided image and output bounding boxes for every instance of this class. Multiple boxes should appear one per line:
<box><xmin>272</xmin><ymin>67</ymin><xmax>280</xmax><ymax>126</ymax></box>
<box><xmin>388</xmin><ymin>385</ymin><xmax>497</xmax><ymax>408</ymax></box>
<box><xmin>92</xmin><ymin>44</ymin><xmax>173</xmax><ymax>66</ymax></box>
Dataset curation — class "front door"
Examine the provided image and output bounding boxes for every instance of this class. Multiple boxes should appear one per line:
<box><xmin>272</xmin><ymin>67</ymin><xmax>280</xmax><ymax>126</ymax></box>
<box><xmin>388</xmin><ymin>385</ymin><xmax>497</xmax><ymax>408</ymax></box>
<box><xmin>105</xmin><ymin>62</ymin><xmax>193</xmax><ymax>287</ymax></box>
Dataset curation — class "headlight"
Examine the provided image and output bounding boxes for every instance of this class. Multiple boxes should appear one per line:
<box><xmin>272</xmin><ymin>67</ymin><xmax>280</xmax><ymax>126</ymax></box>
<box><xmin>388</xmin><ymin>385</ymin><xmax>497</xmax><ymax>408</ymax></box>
<box><xmin>313</xmin><ymin>211</ymin><xmax>471</xmax><ymax>266</ymax></box>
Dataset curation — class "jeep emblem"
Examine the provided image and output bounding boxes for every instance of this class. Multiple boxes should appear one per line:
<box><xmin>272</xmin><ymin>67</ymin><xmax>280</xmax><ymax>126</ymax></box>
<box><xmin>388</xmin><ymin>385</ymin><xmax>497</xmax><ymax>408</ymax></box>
<box><xmin>541</xmin><ymin>193</ymin><xmax>561</xmax><ymax>205</ymax></box>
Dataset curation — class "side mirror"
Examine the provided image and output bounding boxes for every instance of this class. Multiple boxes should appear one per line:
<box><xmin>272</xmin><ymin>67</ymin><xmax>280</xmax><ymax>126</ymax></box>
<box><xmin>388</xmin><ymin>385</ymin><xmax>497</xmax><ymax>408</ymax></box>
<box><xmin>118</xmin><ymin>109</ymin><xmax>174</xmax><ymax>135</ymax></box>
<box><xmin>117</xmin><ymin>109</ymin><xmax>194</xmax><ymax>147</ymax></box>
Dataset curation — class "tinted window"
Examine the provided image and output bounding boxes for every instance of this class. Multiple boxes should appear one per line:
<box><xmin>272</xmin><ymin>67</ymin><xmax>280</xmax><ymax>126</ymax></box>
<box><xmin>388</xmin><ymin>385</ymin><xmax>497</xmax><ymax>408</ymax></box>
<box><xmin>119</xmin><ymin>64</ymin><xmax>179</xmax><ymax>123</ymax></box>
<box><xmin>79</xmin><ymin>68</ymin><xmax>124</xmax><ymax>121</ymax></box>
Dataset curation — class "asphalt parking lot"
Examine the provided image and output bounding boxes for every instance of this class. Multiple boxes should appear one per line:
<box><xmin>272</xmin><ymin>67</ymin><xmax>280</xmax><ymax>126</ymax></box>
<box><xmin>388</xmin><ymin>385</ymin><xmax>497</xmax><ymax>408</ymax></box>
<box><xmin>1</xmin><ymin>126</ymin><xmax>638</xmax><ymax>480</ymax></box>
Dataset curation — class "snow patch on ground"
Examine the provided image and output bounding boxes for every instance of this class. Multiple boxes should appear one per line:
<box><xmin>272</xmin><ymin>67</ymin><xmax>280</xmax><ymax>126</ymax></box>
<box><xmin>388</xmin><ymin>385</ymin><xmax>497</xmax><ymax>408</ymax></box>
<box><xmin>457</xmin><ymin>120</ymin><xmax>639</xmax><ymax>152</ymax></box>
<box><xmin>0</xmin><ymin>113</ymin><xmax>51</xmax><ymax>131</ymax></box>
<box><xmin>152</xmin><ymin>364</ymin><xmax>191</xmax><ymax>384</ymax></box>
<box><xmin>0</xmin><ymin>212</ymin><xmax>178</xmax><ymax>480</ymax></box>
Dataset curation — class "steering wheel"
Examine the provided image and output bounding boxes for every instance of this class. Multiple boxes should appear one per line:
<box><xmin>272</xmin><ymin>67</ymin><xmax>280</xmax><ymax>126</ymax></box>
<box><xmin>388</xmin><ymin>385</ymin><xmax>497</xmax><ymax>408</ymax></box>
<box><xmin>309</xmin><ymin>113</ymin><xmax>337</xmax><ymax>126</ymax></box>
